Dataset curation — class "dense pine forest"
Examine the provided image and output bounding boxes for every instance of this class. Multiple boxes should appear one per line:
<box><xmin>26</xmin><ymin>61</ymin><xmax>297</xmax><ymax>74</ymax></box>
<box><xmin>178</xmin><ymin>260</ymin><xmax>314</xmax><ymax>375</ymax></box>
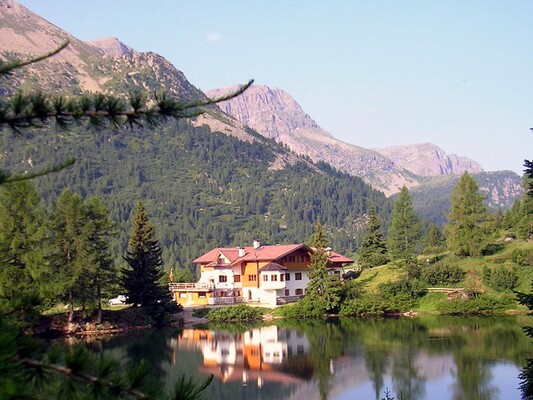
<box><xmin>0</xmin><ymin>118</ymin><xmax>392</xmax><ymax>269</ymax></box>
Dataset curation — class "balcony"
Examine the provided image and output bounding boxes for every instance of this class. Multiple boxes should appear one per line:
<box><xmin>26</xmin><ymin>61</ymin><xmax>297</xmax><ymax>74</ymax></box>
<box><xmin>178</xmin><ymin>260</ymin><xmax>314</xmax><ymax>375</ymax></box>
<box><xmin>261</xmin><ymin>280</ymin><xmax>286</xmax><ymax>290</ymax></box>
<box><xmin>169</xmin><ymin>282</ymin><xmax>215</xmax><ymax>292</ymax></box>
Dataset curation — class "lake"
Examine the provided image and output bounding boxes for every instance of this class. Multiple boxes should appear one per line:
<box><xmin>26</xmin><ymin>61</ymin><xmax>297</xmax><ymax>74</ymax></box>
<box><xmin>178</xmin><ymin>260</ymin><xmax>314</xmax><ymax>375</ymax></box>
<box><xmin>86</xmin><ymin>316</ymin><xmax>533</xmax><ymax>400</ymax></box>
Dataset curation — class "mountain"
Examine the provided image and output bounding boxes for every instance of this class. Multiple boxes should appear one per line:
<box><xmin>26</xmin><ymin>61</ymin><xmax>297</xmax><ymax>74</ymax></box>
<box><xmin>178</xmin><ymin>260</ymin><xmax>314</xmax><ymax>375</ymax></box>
<box><xmin>374</xmin><ymin>143</ymin><xmax>483</xmax><ymax>177</ymax></box>
<box><xmin>0</xmin><ymin>0</ymin><xmax>393</xmax><ymax>267</ymax></box>
<box><xmin>207</xmin><ymin>84</ymin><xmax>419</xmax><ymax>196</ymax></box>
<box><xmin>208</xmin><ymin>84</ymin><xmax>523</xmax><ymax>208</ymax></box>
<box><xmin>0</xmin><ymin>0</ymin><xmax>265</xmax><ymax>146</ymax></box>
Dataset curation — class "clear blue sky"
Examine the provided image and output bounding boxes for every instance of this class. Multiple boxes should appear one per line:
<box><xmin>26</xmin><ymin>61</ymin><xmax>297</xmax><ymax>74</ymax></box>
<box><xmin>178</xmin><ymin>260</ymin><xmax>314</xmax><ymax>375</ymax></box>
<box><xmin>18</xmin><ymin>1</ymin><xmax>533</xmax><ymax>174</ymax></box>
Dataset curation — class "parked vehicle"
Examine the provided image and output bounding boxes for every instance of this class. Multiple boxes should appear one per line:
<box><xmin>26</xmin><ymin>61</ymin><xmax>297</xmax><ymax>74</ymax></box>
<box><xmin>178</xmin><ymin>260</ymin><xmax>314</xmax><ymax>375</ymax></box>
<box><xmin>108</xmin><ymin>295</ymin><xmax>127</xmax><ymax>306</ymax></box>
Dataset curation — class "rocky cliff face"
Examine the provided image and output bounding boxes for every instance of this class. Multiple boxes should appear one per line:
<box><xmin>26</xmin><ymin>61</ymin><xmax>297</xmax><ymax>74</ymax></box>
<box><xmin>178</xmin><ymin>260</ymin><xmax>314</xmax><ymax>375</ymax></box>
<box><xmin>208</xmin><ymin>84</ymin><xmax>419</xmax><ymax>196</ymax></box>
<box><xmin>374</xmin><ymin>143</ymin><xmax>483</xmax><ymax>177</ymax></box>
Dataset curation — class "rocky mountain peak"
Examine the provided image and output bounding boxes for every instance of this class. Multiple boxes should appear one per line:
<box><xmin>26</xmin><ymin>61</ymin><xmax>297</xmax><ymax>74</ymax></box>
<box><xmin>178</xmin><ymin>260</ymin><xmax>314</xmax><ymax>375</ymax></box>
<box><xmin>374</xmin><ymin>143</ymin><xmax>483</xmax><ymax>177</ymax></box>
<box><xmin>208</xmin><ymin>83</ymin><xmax>418</xmax><ymax>195</ymax></box>
<box><xmin>87</xmin><ymin>36</ymin><xmax>134</xmax><ymax>57</ymax></box>
<box><xmin>208</xmin><ymin>84</ymin><xmax>326</xmax><ymax>141</ymax></box>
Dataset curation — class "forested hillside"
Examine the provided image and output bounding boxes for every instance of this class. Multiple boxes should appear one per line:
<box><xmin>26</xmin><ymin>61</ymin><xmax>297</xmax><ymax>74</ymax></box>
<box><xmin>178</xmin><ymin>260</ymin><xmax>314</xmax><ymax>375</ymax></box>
<box><xmin>0</xmin><ymin>119</ymin><xmax>392</xmax><ymax>269</ymax></box>
<box><xmin>410</xmin><ymin>171</ymin><xmax>523</xmax><ymax>226</ymax></box>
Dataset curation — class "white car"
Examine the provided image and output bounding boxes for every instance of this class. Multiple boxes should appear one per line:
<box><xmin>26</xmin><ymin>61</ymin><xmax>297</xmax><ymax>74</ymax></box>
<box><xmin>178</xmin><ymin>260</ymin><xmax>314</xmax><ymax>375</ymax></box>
<box><xmin>108</xmin><ymin>295</ymin><xmax>127</xmax><ymax>306</ymax></box>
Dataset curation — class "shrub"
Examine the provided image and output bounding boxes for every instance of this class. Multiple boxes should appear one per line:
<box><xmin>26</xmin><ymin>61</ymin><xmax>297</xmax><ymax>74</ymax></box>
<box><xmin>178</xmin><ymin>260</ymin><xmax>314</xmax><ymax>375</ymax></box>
<box><xmin>512</xmin><ymin>249</ymin><xmax>533</xmax><ymax>267</ymax></box>
<box><xmin>206</xmin><ymin>305</ymin><xmax>266</xmax><ymax>322</ymax></box>
<box><xmin>421</xmin><ymin>262</ymin><xmax>465</xmax><ymax>286</ymax></box>
<box><xmin>276</xmin><ymin>299</ymin><xmax>327</xmax><ymax>319</ymax></box>
<box><xmin>482</xmin><ymin>266</ymin><xmax>518</xmax><ymax>291</ymax></box>
<box><xmin>378</xmin><ymin>278</ymin><xmax>427</xmax><ymax>299</ymax></box>
<box><xmin>437</xmin><ymin>295</ymin><xmax>514</xmax><ymax>314</ymax></box>
<box><xmin>339</xmin><ymin>294</ymin><xmax>388</xmax><ymax>316</ymax></box>
<box><xmin>404</xmin><ymin>263</ymin><xmax>422</xmax><ymax>280</ymax></box>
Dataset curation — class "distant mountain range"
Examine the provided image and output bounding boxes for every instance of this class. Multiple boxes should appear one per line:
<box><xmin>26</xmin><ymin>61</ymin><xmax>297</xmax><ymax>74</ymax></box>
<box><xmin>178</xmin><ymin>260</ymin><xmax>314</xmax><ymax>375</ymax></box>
<box><xmin>0</xmin><ymin>0</ymin><xmax>524</xmax><ymax>238</ymax></box>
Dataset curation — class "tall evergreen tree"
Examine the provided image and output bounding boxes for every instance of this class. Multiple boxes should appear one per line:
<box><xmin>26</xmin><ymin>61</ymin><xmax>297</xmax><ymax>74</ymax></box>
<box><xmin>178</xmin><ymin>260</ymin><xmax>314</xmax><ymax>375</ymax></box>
<box><xmin>48</xmin><ymin>190</ymin><xmax>92</xmax><ymax>323</ymax></box>
<box><xmin>445</xmin><ymin>172</ymin><xmax>489</xmax><ymax>256</ymax></box>
<box><xmin>358</xmin><ymin>205</ymin><xmax>388</xmax><ymax>268</ymax></box>
<box><xmin>83</xmin><ymin>197</ymin><xmax>117</xmax><ymax>323</ymax></box>
<box><xmin>387</xmin><ymin>186</ymin><xmax>421</xmax><ymax>261</ymax></box>
<box><xmin>122</xmin><ymin>202</ymin><xmax>170</xmax><ymax>309</ymax></box>
<box><xmin>0</xmin><ymin>181</ymin><xmax>46</xmax><ymax>308</ymax></box>
<box><xmin>423</xmin><ymin>223</ymin><xmax>444</xmax><ymax>253</ymax></box>
<box><xmin>306</xmin><ymin>220</ymin><xmax>341</xmax><ymax>313</ymax></box>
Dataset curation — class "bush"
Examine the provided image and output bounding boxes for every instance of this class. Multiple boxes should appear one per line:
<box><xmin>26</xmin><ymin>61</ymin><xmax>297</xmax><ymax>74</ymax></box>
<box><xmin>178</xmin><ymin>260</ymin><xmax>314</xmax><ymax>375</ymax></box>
<box><xmin>378</xmin><ymin>278</ymin><xmax>427</xmax><ymax>299</ymax></box>
<box><xmin>206</xmin><ymin>305</ymin><xmax>266</xmax><ymax>322</ymax></box>
<box><xmin>421</xmin><ymin>262</ymin><xmax>465</xmax><ymax>286</ymax></box>
<box><xmin>512</xmin><ymin>249</ymin><xmax>533</xmax><ymax>267</ymax></box>
<box><xmin>339</xmin><ymin>294</ymin><xmax>388</xmax><ymax>316</ymax></box>
<box><xmin>482</xmin><ymin>266</ymin><xmax>518</xmax><ymax>291</ymax></box>
<box><xmin>437</xmin><ymin>295</ymin><xmax>514</xmax><ymax>314</ymax></box>
<box><xmin>275</xmin><ymin>299</ymin><xmax>327</xmax><ymax>319</ymax></box>
<box><xmin>404</xmin><ymin>263</ymin><xmax>422</xmax><ymax>280</ymax></box>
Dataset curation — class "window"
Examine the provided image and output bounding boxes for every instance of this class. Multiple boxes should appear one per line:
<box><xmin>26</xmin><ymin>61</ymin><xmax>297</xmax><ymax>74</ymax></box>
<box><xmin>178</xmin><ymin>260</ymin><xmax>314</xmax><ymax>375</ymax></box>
<box><xmin>295</xmin><ymin>288</ymin><xmax>303</xmax><ymax>295</ymax></box>
<box><xmin>284</xmin><ymin>289</ymin><xmax>290</xmax><ymax>296</ymax></box>
<box><xmin>271</xmin><ymin>274</ymin><xmax>278</xmax><ymax>281</ymax></box>
<box><xmin>234</xmin><ymin>274</ymin><xmax>241</xmax><ymax>282</ymax></box>
<box><xmin>219</xmin><ymin>275</ymin><xmax>227</xmax><ymax>283</ymax></box>
<box><xmin>248</xmin><ymin>274</ymin><xmax>257</xmax><ymax>282</ymax></box>
<box><xmin>179</xmin><ymin>292</ymin><xmax>187</xmax><ymax>298</ymax></box>
<box><xmin>263</xmin><ymin>274</ymin><xmax>269</xmax><ymax>282</ymax></box>
<box><xmin>300</xmin><ymin>255</ymin><xmax>305</xmax><ymax>262</ymax></box>
<box><xmin>297</xmin><ymin>345</ymin><xmax>304</xmax><ymax>354</ymax></box>
<box><xmin>289</xmin><ymin>255</ymin><xmax>296</xmax><ymax>262</ymax></box>
<box><xmin>198</xmin><ymin>292</ymin><xmax>206</xmax><ymax>299</ymax></box>
<box><xmin>280</xmin><ymin>274</ymin><xmax>285</xmax><ymax>281</ymax></box>
<box><xmin>217</xmin><ymin>257</ymin><xmax>224</xmax><ymax>264</ymax></box>
<box><xmin>285</xmin><ymin>273</ymin><xmax>290</xmax><ymax>281</ymax></box>
<box><xmin>295</xmin><ymin>273</ymin><xmax>302</xmax><ymax>280</ymax></box>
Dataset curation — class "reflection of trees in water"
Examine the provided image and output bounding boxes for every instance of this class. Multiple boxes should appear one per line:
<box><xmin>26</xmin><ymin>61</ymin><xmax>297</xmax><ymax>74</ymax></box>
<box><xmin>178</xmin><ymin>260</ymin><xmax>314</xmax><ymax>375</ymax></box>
<box><xmin>452</xmin><ymin>356</ymin><xmax>496</xmax><ymax>400</ymax></box>
<box><xmin>391</xmin><ymin>348</ymin><xmax>425</xmax><ymax>400</ymax></box>
<box><xmin>364</xmin><ymin>349</ymin><xmax>389</xmax><ymax>400</ymax></box>
<box><xmin>290</xmin><ymin>319</ymin><xmax>344</xmax><ymax>400</ymax></box>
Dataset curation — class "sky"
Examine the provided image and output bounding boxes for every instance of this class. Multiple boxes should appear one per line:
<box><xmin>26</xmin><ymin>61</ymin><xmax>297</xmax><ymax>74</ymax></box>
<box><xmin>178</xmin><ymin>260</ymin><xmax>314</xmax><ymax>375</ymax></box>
<box><xmin>17</xmin><ymin>1</ymin><xmax>533</xmax><ymax>175</ymax></box>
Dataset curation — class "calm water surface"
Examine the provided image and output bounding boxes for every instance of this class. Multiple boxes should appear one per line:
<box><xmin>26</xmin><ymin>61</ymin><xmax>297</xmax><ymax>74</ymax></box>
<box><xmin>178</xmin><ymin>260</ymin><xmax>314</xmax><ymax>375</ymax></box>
<box><xmin>87</xmin><ymin>316</ymin><xmax>533</xmax><ymax>400</ymax></box>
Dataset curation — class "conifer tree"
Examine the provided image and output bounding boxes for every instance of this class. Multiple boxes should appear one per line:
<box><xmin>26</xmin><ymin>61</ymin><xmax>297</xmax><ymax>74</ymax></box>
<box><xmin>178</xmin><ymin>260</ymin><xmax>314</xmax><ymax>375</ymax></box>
<box><xmin>0</xmin><ymin>181</ymin><xmax>46</xmax><ymax>309</ymax></box>
<box><xmin>423</xmin><ymin>223</ymin><xmax>444</xmax><ymax>253</ymax></box>
<box><xmin>306</xmin><ymin>220</ymin><xmax>341</xmax><ymax>313</ymax></box>
<box><xmin>358</xmin><ymin>205</ymin><xmax>388</xmax><ymax>268</ymax></box>
<box><xmin>122</xmin><ymin>202</ymin><xmax>170</xmax><ymax>309</ymax></box>
<box><xmin>83</xmin><ymin>197</ymin><xmax>117</xmax><ymax>323</ymax></box>
<box><xmin>445</xmin><ymin>172</ymin><xmax>489</xmax><ymax>256</ymax></box>
<box><xmin>387</xmin><ymin>186</ymin><xmax>421</xmax><ymax>261</ymax></box>
<box><xmin>48</xmin><ymin>190</ymin><xmax>92</xmax><ymax>323</ymax></box>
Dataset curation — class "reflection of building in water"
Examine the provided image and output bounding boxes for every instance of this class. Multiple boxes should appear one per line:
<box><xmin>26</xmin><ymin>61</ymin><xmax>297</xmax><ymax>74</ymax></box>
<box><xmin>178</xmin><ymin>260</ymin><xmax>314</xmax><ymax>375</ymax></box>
<box><xmin>174</xmin><ymin>326</ymin><xmax>312</xmax><ymax>385</ymax></box>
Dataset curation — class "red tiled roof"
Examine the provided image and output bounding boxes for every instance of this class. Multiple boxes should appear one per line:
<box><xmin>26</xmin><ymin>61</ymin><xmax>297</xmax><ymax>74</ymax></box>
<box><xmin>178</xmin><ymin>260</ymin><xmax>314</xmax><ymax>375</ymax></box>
<box><xmin>194</xmin><ymin>244</ymin><xmax>353</xmax><ymax>265</ymax></box>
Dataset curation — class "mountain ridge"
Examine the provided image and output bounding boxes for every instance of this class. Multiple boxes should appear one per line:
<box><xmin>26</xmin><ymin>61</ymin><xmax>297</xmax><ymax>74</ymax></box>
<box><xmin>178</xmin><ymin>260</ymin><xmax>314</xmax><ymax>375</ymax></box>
<box><xmin>208</xmin><ymin>84</ymin><xmax>419</xmax><ymax>196</ymax></box>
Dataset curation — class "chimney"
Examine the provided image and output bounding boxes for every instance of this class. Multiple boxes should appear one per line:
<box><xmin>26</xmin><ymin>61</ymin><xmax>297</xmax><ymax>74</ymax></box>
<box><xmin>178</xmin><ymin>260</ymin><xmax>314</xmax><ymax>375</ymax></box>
<box><xmin>237</xmin><ymin>246</ymin><xmax>245</xmax><ymax>257</ymax></box>
<box><xmin>326</xmin><ymin>246</ymin><xmax>332</xmax><ymax>257</ymax></box>
<box><xmin>253</xmin><ymin>240</ymin><xmax>260</xmax><ymax>249</ymax></box>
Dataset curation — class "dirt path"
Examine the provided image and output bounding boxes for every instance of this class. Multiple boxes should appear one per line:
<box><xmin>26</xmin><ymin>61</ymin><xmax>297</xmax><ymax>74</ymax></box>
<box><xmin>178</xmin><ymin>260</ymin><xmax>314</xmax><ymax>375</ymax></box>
<box><xmin>180</xmin><ymin>307</ymin><xmax>209</xmax><ymax>326</ymax></box>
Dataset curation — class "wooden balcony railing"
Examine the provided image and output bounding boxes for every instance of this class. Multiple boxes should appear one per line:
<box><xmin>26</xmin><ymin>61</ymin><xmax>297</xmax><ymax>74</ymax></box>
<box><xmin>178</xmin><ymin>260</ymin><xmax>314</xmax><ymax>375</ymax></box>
<box><xmin>169</xmin><ymin>282</ymin><xmax>215</xmax><ymax>291</ymax></box>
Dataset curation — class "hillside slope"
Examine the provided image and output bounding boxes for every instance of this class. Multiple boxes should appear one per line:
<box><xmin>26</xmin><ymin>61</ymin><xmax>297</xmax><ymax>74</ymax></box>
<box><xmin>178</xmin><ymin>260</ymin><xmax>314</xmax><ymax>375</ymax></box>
<box><xmin>208</xmin><ymin>84</ymin><xmax>419</xmax><ymax>196</ymax></box>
